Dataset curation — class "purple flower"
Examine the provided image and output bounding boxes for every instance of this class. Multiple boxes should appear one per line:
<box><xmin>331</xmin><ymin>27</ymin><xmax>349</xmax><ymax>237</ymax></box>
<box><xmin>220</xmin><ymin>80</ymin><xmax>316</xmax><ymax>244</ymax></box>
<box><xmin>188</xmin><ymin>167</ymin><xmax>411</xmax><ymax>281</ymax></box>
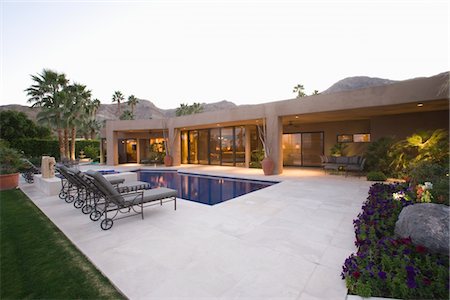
<box><xmin>407</xmin><ymin>278</ymin><xmax>417</xmax><ymax>288</ymax></box>
<box><xmin>378</xmin><ymin>271</ymin><xmax>387</xmax><ymax>280</ymax></box>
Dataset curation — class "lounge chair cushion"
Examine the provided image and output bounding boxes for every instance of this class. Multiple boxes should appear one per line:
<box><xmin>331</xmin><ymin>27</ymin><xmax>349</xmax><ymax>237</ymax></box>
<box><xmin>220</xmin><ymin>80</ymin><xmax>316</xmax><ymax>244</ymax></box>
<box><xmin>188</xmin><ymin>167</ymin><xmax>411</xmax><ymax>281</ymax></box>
<box><xmin>109</xmin><ymin>178</ymin><xmax>126</xmax><ymax>185</ymax></box>
<box><xmin>124</xmin><ymin>187</ymin><xmax>177</xmax><ymax>205</ymax></box>
<box><xmin>116</xmin><ymin>181</ymin><xmax>151</xmax><ymax>193</ymax></box>
<box><xmin>86</xmin><ymin>170</ymin><xmax>122</xmax><ymax>200</ymax></box>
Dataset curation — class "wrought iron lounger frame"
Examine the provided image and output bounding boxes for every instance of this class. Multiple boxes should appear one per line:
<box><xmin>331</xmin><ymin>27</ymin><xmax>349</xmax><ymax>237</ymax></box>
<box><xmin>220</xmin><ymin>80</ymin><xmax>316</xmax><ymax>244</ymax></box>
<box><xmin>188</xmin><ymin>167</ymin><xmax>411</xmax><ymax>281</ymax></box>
<box><xmin>86</xmin><ymin>170</ymin><xmax>177</xmax><ymax>230</ymax></box>
<box><xmin>21</xmin><ymin>158</ymin><xmax>41</xmax><ymax>184</ymax></box>
<box><xmin>67</xmin><ymin>168</ymin><xmax>152</xmax><ymax>221</ymax></box>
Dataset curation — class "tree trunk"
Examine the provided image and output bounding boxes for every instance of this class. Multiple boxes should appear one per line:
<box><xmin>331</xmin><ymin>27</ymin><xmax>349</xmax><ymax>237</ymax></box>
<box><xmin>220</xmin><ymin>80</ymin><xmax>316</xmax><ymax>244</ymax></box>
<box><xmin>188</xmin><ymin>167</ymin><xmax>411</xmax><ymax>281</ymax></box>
<box><xmin>64</xmin><ymin>128</ymin><xmax>70</xmax><ymax>159</ymax></box>
<box><xmin>71</xmin><ymin>127</ymin><xmax>76</xmax><ymax>160</ymax></box>
<box><xmin>58</xmin><ymin>128</ymin><xmax>65</xmax><ymax>160</ymax></box>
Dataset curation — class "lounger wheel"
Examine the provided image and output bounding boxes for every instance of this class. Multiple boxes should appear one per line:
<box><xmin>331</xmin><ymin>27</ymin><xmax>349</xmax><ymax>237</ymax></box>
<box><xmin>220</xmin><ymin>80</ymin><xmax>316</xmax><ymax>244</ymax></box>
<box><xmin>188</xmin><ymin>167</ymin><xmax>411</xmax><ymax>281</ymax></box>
<box><xmin>100</xmin><ymin>218</ymin><xmax>113</xmax><ymax>230</ymax></box>
<box><xmin>65</xmin><ymin>195</ymin><xmax>75</xmax><ymax>203</ymax></box>
<box><xmin>59</xmin><ymin>191</ymin><xmax>67</xmax><ymax>199</ymax></box>
<box><xmin>74</xmin><ymin>199</ymin><xmax>84</xmax><ymax>209</ymax></box>
<box><xmin>82</xmin><ymin>204</ymin><xmax>93</xmax><ymax>214</ymax></box>
<box><xmin>90</xmin><ymin>210</ymin><xmax>102</xmax><ymax>221</ymax></box>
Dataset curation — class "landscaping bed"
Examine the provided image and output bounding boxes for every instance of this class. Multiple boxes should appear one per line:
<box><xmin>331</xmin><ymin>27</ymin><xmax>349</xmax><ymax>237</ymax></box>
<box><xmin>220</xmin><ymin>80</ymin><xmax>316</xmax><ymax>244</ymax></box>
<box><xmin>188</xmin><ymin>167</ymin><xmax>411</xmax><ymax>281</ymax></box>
<box><xmin>0</xmin><ymin>189</ymin><xmax>124</xmax><ymax>299</ymax></box>
<box><xmin>341</xmin><ymin>183</ymin><xmax>449</xmax><ymax>299</ymax></box>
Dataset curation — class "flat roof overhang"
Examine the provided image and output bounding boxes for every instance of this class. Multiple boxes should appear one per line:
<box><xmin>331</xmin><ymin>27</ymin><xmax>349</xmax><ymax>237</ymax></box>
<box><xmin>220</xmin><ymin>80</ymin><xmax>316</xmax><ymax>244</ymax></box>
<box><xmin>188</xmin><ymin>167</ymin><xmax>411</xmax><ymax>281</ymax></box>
<box><xmin>282</xmin><ymin>99</ymin><xmax>449</xmax><ymax>125</ymax></box>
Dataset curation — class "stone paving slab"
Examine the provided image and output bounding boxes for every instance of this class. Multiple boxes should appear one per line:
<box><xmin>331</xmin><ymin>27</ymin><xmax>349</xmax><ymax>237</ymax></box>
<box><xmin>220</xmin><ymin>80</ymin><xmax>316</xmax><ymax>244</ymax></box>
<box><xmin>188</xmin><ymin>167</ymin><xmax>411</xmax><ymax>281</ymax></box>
<box><xmin>19</xmin><ymin>166</ymin><xmax>372</xmax><ymax>300</ymax></box>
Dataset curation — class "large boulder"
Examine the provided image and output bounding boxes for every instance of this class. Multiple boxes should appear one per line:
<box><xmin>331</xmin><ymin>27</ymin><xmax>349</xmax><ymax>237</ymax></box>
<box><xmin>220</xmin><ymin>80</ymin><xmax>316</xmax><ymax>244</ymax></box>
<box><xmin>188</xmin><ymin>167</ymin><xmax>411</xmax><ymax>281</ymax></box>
<box><xmin>395</xmin><ymin>203</ymin><xmax>449</xmax><ymax>255</ymax></box>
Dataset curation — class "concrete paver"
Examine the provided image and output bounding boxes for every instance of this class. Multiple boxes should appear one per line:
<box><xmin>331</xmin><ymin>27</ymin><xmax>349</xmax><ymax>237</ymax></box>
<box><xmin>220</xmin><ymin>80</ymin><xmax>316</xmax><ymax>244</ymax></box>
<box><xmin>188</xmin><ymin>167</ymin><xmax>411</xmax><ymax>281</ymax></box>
<box><xmin>19</xmin><ymin>165</ymin><xmax>372</xmax><ymax>299</ymax></box>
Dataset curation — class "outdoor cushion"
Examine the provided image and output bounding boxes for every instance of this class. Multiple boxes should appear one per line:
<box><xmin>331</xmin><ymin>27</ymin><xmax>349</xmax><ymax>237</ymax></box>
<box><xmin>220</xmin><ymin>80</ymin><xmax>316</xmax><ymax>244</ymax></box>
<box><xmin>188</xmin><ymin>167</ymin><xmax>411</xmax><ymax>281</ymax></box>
<box><xmin>348</xmin><ymin>156</ymin><xmax>359</xmax><ymax>165</ymax></box>
<box><xmin>109</xmin><ymin>178</ymin><xmax>126</xmax><ymax>185</ymax></box>
<box><xmin>116</xmin><ymin>181</ymin><xmax>151</xmax><ymax>193</ymax></box>
<box><xmin>86</xmin><ymin>170</ymin><xmax>122</xmax><ymax>203</ymax></box>
<box><xmin>336</xmin><ymin>156</ymin><xmax>349</xmax><ymax>164</ymax></box>
<box><xmin>124</xmin><ymin>187</ymin><xmax>178</xmax><ymax>205</ymax></box>
<box><xmin>327</xmin><ymin>156</ymin><xmax>336</xmax><ymax>163</ymax></box>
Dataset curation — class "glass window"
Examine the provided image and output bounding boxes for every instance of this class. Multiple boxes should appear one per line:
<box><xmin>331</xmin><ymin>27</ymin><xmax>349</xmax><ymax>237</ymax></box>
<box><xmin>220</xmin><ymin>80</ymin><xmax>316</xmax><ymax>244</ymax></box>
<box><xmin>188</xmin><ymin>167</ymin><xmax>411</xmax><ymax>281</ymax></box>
<box><xmin>198</xmin><ymin>129</ymin><xmax>209</xmax><ymax>164</ymax></box>
<box><xmin>235</xmin><ymin>127</ymin><xmax>245</xmax><ymax>167</ymax></box>
<box><xmin>189</xmin><ymin>131</ymin><xmax>198</xmax><ymax>164</ymax></box>
<box><xmin>181</xmin><ymin>131</ymin><xmax>188</xmax><ymax>164</ymax></box>
<box><xmin>302</xmin><ymin>132</ymin><xmax>323</xmax><ymax>167</ymax></box>
<box><xmin>209</xmin><ymin>128</ymin><xmax>221</xmax><ymax>165</ymax></box>
<box><xmin>353</xmin><ymin>134</ymin><xmax>371</xmax><ymax>142</ymax></box>
<box><xmin>337</xmin><ymin>134</ymin><xmax>353</xmax><ymax>143</ymax></box>
<box><xmin>221</xmin><ymin>127</ymin><xmax>234</xmax><ymax>166</ymax></box>
<box><xmin>282</xmin><ymin>134</ymin><xmax>302</xmax><ymax>166</ymax></box>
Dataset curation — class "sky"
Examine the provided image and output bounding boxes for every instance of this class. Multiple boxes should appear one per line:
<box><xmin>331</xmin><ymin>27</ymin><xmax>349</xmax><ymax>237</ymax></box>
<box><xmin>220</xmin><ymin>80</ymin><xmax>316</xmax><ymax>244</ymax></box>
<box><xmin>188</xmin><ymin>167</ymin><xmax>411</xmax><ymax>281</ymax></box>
<box><xmin>1</xmin><ymin>0</ymin><xmax>448</xmax><ymax>109</ymax></box>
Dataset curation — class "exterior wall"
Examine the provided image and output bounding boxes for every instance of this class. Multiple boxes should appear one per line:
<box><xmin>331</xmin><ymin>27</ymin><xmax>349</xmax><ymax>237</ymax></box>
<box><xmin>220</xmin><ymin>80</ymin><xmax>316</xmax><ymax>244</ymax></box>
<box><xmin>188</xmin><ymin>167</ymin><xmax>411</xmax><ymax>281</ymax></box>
<box><xmin>284</xmin><ymin>119</ymin><xmax>371</xmax><ymax>156</ymax></box>
<box><xmin>371</xmin><ymin>110</ymin><xmax>449</xmax><ymax>141</ymax></box>
<box><xmin>104</xmin><ymin>73</ymin><xmax>449</xmax><ymax>172</ymax></box>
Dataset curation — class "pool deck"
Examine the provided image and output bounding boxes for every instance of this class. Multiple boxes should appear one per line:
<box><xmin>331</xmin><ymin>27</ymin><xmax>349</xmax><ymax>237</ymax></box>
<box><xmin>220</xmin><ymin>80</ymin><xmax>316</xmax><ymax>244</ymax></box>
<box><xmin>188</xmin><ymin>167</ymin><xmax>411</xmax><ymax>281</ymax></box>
<box><xmin>20</xmin><ymin>165</ymin><xmax>372</xmax><ymax>300</ymax></box>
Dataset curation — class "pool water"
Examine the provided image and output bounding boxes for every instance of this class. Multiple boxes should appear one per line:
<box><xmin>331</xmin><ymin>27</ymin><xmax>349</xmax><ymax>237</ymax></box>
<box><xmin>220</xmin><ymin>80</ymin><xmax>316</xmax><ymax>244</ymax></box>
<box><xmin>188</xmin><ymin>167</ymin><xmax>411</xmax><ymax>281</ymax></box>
<box><xmin>138</xmin><ymin>171</ymin><xmax>276</xmax><ymax>205</ymax></box>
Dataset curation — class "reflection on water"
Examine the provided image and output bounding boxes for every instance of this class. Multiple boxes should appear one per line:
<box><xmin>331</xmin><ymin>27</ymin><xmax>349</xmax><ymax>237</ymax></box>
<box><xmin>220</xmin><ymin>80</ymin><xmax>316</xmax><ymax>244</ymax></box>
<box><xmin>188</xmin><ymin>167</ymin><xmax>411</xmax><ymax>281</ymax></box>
<box><xmin>138</xmin><ymin>171</ymin><xmax>275</xmax><ymax>205</ymax></box>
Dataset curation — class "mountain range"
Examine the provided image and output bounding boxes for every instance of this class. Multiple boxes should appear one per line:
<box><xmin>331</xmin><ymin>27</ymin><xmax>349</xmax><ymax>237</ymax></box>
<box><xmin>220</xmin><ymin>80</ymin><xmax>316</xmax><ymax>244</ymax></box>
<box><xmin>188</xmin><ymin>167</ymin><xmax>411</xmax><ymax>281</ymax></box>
<box><xmin>0</xmin><ymin>74</ymin><xmax>422</xmax><ymax>122</ymax></box>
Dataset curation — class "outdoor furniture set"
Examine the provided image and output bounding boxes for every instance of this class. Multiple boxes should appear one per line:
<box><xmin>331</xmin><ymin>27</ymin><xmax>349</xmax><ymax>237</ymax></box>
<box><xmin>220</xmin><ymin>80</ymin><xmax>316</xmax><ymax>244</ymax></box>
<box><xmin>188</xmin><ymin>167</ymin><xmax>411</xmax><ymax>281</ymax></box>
<box><xmin>55</xmin><ymin>164</ymin><xmax>177</xmax><ymax>230</ymax></box>
<box><xmin>320</xmin><ymin>155</ymin><xmax>366</xmax><ymax>176</ymax></box>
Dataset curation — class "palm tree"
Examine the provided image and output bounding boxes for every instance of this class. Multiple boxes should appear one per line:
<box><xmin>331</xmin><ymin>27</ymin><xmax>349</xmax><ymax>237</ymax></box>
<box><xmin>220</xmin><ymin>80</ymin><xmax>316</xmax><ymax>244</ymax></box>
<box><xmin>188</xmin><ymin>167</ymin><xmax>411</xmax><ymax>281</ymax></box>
<box><xmin>293</xmin><ymin>84</ymin><xmax>306</xmax><ymax>98</ymax></box>
<box><xmin>176</xmin><ymin>102</ymin><xmax>203</xmax><ymax>116</ymax></box>
<box><xmin>312</xmin><ymin>90</ymin><xmax>320</xmax><ymax>95</ymax></box>
<box><xmin>127</xmin><ymin>95</ymin><xmax>139</xmax><ymax>117</ymax></box>
<box><xmin>112</xmin><ymin>91</ymin><xmax>124</xmax><ymax>116</ymax></box>
<box><xmin>66</xmin><ymin>83</ymin><xmax>92</xmax><ymax>159</ymax></box>
<box><xmin>120</xmin><ymin>110</ymin><xmax>134</xmax><ymax>120</ymax></box>
<box><xmin>25</xmin><ymin>69</ymin><xmax>69</xmax><ymax>159</ymax></box>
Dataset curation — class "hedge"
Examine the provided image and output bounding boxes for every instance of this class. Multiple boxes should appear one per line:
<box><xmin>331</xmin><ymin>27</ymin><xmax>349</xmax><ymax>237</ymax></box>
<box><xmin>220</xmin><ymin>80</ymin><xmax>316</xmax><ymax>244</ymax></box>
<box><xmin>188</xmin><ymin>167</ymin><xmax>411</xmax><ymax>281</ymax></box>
<box><xmin>10</xmin><ymin>138</ymin><xmax>100</xmax><ymax>161</ymax></box>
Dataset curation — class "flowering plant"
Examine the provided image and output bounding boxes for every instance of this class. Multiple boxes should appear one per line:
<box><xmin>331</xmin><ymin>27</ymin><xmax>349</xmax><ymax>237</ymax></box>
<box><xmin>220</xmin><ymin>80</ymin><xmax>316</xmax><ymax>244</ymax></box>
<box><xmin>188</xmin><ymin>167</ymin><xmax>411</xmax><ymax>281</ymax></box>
<box><xmin>342</xmin><ymin>183</ymin><xmax>449</xmax><ymax>299</ymax></box>
<box><xmin>416</xmin><ymin>182</ymin><xmax>433</xmax><ymax>203</ymax></box>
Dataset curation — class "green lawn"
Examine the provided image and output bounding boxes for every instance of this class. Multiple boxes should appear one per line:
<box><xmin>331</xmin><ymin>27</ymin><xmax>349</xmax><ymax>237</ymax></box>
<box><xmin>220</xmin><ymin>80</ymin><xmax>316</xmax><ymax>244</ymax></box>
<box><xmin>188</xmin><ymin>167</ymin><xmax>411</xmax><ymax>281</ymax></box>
<box><xmin>0</xmin><ymin>189</ymin><xmax>124</xmax><ymax>299</ymax></box>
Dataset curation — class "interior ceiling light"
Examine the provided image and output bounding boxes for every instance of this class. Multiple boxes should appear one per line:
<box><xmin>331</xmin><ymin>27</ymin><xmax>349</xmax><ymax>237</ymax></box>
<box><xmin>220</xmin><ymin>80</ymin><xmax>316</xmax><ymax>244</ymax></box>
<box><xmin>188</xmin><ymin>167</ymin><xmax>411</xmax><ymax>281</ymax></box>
<box><xmin>295</xmin><ymin>116</ymin><xmax>299</xmax><ymax>119</ymax></box>
<box><xmin>417</xmin><ymin>103</ymin><xmax>424</xmax><ymax>107</ymax></box>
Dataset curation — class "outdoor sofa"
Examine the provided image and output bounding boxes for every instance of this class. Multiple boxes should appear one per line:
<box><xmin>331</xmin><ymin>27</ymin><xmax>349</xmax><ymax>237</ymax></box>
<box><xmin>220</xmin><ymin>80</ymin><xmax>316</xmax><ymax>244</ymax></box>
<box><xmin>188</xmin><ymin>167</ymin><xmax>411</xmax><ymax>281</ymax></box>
<box><xmin>320</xmin><ymin>155</ymin><xmax>366</xmax><ymax>176</ymax></box>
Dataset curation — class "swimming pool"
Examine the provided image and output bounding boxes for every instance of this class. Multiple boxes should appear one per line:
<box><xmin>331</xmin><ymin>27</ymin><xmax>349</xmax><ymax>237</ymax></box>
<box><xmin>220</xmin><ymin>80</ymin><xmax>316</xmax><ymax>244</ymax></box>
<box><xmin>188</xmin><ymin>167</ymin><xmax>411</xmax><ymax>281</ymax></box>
<box><xmin>138</xmin><ymin>171</ymin><xmax>277</xmax><ymax>205</ymax></box>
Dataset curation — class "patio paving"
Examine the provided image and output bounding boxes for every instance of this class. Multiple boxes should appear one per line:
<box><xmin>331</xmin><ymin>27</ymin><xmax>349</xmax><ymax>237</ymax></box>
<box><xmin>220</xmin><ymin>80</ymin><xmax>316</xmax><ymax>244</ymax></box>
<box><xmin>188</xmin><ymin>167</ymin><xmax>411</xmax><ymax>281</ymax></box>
<box><xmin>20</xmin><ymin>165</ymin><xmax>372</xmax><ymax>300</ymax></box>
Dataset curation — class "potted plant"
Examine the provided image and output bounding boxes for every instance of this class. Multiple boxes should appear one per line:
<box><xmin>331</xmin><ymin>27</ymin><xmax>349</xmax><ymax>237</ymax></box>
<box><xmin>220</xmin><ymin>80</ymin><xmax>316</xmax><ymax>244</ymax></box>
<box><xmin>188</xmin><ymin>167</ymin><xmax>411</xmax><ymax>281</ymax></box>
<box><xmin>257</xmin><ymin>120</ymin><xmax>274</xmax><ymax>175</ymax></box>
<box><xmin>0</xmin><ymin>145</ymin><xmax>25</xmax><ymax>190</ymax></box>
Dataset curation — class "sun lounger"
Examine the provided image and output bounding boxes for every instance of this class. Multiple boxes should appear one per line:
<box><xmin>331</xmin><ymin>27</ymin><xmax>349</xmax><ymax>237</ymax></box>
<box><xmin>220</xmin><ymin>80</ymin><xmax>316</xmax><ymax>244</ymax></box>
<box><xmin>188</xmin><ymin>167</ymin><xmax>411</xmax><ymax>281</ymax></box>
<box><xmin>86</xmin><ymin>170</ymin><xmax>177</xmax><ymax>230</ymax></box>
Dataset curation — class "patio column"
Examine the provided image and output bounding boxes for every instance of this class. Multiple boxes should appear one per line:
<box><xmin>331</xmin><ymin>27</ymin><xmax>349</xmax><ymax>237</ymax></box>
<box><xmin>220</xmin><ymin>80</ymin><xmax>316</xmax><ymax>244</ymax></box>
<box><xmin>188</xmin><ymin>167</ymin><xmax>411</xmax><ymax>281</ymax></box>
<box><xmin>170</xmin><ymin>127</ymin><xmax>181</xmax><ymax>166</ymax></box>
<box><xmin>99</xmin><ymin>139</ymin><xmax>104</xmax><ymax>164</ymax></box>
<box><xmin>106</xmin><ymin>130</ymin><xmax>118</xmax><ymax>165</ymax></box>
<box><xmin>245</xmin><ymin>125</ymin><xmax>252</xmax><ymax>168</ymax></box>
<box><xmin>266</xmin><ymin>115</ymin><xmax>283</xmax><ymax>175</ymax></box>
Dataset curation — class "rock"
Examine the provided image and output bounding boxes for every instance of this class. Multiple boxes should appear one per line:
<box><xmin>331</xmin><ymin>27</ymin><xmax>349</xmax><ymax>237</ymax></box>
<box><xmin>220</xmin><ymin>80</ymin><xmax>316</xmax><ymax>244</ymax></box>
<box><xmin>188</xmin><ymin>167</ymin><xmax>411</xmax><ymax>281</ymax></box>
<box><xmin>395</xmin><ymin>203</ymin><xmax>449</xmax><ymax>255</ymax></box>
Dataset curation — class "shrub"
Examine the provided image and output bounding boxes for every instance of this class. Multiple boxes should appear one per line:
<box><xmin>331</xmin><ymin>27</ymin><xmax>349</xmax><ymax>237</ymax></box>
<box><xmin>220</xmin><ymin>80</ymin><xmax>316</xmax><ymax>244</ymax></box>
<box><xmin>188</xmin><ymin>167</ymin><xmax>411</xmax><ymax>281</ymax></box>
<box><xmin>9</xmin><ymin>138</ymin><xmax>99</xmax><ymax>161</ymax></box>
<box><xmin>389</xmin><ymin>129</ymin><xmax>449</xmax><ymax>178</ymax></box>
<box><xmin>342</xmin><ymin>183</ymin><xmax>449</xmax><ymax>299</ymax></box>
<box><xmin>81</xmin><ymin>145</ymin><xmax>99</xmax><ymax>160</ymax></box>
<box><xmin>0</xmin><ymin>145</ymin><xmax>25</xmax><ymax>174</ymax></box>
<box><xmin>364</xmin><ymin>137</ymin><xmax>395</xmax><ymax>175</ymax></box>
<box><xmin>367</xmin><ymin>171</ymin><xmax>387</xmax><ymax>181</ymax></box>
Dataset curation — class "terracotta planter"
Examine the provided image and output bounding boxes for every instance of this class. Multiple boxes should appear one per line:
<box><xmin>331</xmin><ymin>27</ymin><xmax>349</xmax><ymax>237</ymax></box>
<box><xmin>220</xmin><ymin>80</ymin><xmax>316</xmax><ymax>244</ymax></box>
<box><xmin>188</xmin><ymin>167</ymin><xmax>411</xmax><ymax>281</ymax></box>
<box><xmin>0</xmin><ymin>173</ymin><xmax>20</xmax><ymax>191</ymax></box>
<box><xmin>261</xmin><ymin>157</ymin><xmax>275</xmax><ymax>176</ymax></box>
<box><xmin>164</xmin><ymin>155</ymin><xmax>173</xmax><ymax>167</ymax></box>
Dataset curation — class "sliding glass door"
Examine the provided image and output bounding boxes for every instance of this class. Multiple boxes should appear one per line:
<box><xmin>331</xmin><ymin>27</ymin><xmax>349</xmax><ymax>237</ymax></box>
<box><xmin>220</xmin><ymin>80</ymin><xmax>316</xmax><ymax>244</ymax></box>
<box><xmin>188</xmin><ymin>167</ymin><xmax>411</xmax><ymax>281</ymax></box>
<box><xmin>282</xmin><ymin>132</ymin><xmax>323</xmax><ymax>167</ymax></box>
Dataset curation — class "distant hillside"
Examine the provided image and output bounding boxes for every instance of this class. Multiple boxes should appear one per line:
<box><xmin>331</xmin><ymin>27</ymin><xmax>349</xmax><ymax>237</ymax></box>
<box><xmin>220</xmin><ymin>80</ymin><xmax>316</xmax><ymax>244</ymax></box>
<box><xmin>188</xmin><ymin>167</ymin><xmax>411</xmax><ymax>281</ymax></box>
<box><xmin>2</xmin><ymin>73</ymin><xmax>444</xmax><ymax>121</ymax></box>
<box><xmin>0</xmin><ymin>104</ymin><xmax>42</xmax><ymax>122</ymax></box>
<box><xmin>0</xmin><ymin>99</ymin><xmax>239</xmax><ymax>123</ymax></box>
<box><xmin>321</xmin><ymin>76</ymin><xmax>397</xmax><ymax>94</ymax></box>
